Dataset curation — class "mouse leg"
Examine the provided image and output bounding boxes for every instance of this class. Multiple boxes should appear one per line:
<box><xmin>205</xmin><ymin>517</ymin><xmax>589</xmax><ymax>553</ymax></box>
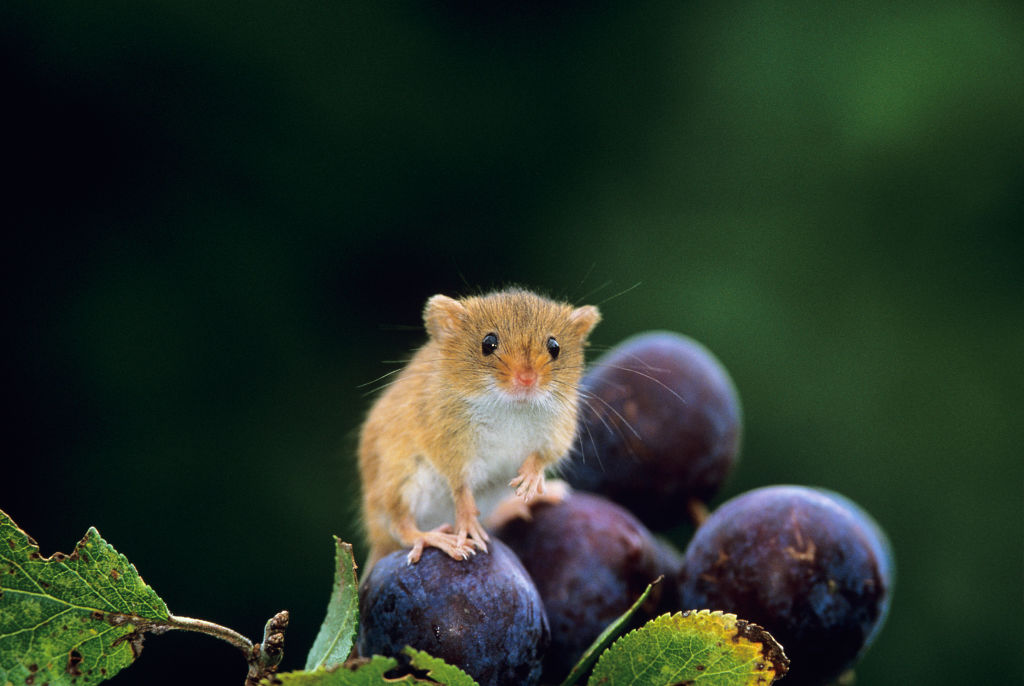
<box><xmin>533</xmin><ymin>477</ymin><xmax>570</xmax><ymax>504</ymax></box>
<box><xmin>509</xmin><ymin>452</ymin><xmax>547</xmax><ymax>503</ymax></box>
<box><xmin>485</xmin><ymin>496</ymin><xmax>533</xmax><ymax>527</ymax></box>
<box><xmin>395</xmin><ymin>515</ymin><xmax>476</xmax><ymax>564</ymax></box>
<box><xmin>486</xmin><ymin>479</ymin><xmax>572</xmax><ymax>529</ymax></box>
<box><xmin>453</xmin><ymin>485</ymin><xmax>490</xmax><ymax>554</ymax></box>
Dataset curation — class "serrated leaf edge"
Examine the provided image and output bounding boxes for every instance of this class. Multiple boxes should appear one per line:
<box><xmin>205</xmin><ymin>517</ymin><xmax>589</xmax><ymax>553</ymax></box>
<box><xmin>305</xmin><ymin>537</ymin><xmax>361</xmax><ymax>671</ymax></box>
<box><xmin>0</xmin><ymin>509</ymin><xmax>171</xmax><ymax>685</ymax></box>
<box><xmin>589</xmin><ymin>609</ymin><xmax>789</xmax><ymax>686</ymax></box>
<box><xmin>404</xmin><ymin>646</ymin><xmax>480</xmax><ymax>686</ymax></box>
<box><xmin>0</xmin><ymin>512</ymin><xmax>169</xmax><ymax>621</ymax></box>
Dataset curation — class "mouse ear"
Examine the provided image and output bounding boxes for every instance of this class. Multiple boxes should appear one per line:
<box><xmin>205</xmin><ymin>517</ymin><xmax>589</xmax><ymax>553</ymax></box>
<box><xmin>424</xmin><ymin>294</ymin><xmax>467</xmax><ymax>340</ymax></box>
<box><xmin>568</xmin><ymin>304</ymin><xmax>601</xmax><ymax>338</ymax></box>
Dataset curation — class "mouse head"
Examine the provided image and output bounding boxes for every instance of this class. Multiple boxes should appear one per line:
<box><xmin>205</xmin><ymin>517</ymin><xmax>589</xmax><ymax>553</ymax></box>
<box><xmin>424</xmin><ymin>288</ymin><xmax>600</xmax><ymax>402</ymax></box>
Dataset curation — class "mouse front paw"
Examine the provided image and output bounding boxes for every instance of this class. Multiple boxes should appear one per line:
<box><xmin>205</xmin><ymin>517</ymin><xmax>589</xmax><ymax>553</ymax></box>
<box><xmin>509</xmin><ymin>452</ymin><xmax>550</xmax><ymax>503</ymax></box>
<box><xmin>510</xmin><ymin>469</ymin><xmax>546</xmax><ymax>503</ymax></box>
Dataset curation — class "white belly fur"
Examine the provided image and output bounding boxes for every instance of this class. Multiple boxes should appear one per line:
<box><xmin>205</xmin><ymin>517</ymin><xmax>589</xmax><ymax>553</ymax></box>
<box><xmin>406</xmin><ymin>397</ymin><xmax>562</xmax><ymax>531</ymax></box>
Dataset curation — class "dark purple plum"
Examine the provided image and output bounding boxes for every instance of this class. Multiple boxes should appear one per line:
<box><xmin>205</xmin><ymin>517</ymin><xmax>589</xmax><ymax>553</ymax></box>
<box><xmin>564</xmin><ymin>331</ymin><xmax>742</xmax><ymax>530</ymax></box>
<box><xmin>357</xmin><ymin>538</ymin><xmax>549</xmax><ymax>686</ymax></box>
<box><xmin>492</xmin><ymin>491</ymin><xmax>683</xmax><ymax>682</ymax></box>
<box><xmin>676</xmin><ymin>485</ymin><xmax>893</xmax><ymax>686</ymax></box>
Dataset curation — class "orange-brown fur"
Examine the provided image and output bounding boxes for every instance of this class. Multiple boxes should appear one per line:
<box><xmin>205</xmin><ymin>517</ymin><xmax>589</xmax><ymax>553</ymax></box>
<box><xmin>358</xmin><ymin>288</ymin><xmax>600</xmax><ymax>568</ymax></box>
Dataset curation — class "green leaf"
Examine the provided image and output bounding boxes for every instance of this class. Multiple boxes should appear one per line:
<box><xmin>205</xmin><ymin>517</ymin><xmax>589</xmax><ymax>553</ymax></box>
<box><xmin>276</xmin><ymin>652</ymin><xmax>474</xmax><ymax>685</ymax></box>
<box><xmin>587</xmin><ymin>610</ymin><xmax>789</xmax><ymax>686</ymax></box>
<box><xmin>306</xmin><ymin>537</ymin><xmax>361</xmax><ymax>670</ymax></box>
<box><xmin>558</xmin><ymin>577</ymin><xmax>661</xmax><ymax>686</ymax></box>
<box><xmin>274</xmin><ymin>655</ymin><xmax>415</xmax><ymax>685</ymax></box>
<box><xmin>404</xmin><ymin>647</ymin><xmax>479</xmax><ymax>686</ymax></box>
<box><xmin>0</xmin><ymin>509</ymin><xmax>170</xmax><ymax>686</ymax></box>
<box><xmin>274</xmin><ymin>649</ymin><xmax>477</xmax><ymax>685</ymax></box>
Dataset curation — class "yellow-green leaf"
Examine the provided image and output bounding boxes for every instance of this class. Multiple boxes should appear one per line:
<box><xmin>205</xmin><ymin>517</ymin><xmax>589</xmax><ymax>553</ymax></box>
<box><xmin>588</xmin><ymin>610</ymin><xmax>789</xmax><ymax>686</ymax></box>
<box><xmin>0</xmin><ymin>509</ymin><xmax>169</xmax><ymax>686</ymax></box>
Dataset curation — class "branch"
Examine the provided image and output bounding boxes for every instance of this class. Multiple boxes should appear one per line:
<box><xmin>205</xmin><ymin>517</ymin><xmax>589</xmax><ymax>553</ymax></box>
<box><xmin>164</xmin><ymin>614</ymin><xmax>255</xmax><ymax>651</ymax></box>
<box><xmin>142</xmin><ymin>610</ymin><xmax>289</xmax><ymax>685</ymax></box>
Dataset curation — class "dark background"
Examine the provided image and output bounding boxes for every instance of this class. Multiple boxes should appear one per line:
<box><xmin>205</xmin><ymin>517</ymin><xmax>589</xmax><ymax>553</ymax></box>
<box><xmin>3</xmin><ymin>2</ymin><xmax>1021</xmax><ymax>684</ymax></box>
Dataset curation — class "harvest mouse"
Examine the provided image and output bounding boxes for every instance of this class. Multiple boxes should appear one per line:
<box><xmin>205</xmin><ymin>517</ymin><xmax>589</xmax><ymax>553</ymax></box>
<box><xmin>358</xmin><ymin>288</ymin><xmax>600</xmax><ymax>568</ymax></box>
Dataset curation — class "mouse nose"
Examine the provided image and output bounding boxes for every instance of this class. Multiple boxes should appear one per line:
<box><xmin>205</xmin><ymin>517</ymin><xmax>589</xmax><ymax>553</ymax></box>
<box><xmin>513</xmin><ymin>367</ymin><xmax>538</xmax><ymax>388</ymax></box>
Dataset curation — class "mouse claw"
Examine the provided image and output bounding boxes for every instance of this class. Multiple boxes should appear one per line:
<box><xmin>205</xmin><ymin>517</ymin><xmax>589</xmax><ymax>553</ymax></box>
<box><xmin>406</xmin><ymin>525</ymin><xmax>478</xmax><ymax>563</ymax></box>
<box><xmin>455</xmin><ymin>524</ymin><xmax>489</xmax><ymax>556</ymax></box>
<box><xmin>407</xmin><ymin>541</ymin><xmax>425</xmax><ymax>565</ymax></box>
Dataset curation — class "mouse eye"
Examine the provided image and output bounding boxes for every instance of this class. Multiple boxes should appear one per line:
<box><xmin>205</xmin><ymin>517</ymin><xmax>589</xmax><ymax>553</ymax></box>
<box><xmin>546</xmin><ymin>336</ymin><xmax>560</xmax><ymax>360</ymax></box>
<box><xmin>481</xmin><ymin>332</ymin><xmax>499</xmax><ymax>356</ymax></box>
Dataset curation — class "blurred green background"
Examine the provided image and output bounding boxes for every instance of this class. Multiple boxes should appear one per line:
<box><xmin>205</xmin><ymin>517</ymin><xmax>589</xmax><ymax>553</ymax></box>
<box><xmin>3</xmin><ymin>2</ymin><xmax>1021</xmax><ymax>684</ymax></box>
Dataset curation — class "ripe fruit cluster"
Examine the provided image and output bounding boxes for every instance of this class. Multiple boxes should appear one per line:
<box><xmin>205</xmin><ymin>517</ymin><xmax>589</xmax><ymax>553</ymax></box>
<box><xmin>358</xmin><ymin>332</ymin><xmax>893</xmax><ymax>686</ymax></box>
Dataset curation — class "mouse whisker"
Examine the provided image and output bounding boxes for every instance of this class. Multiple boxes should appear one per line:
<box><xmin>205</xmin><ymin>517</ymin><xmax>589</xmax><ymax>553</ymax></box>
<box><xmin>586</xmin><ymin>363</ymin><xmax>689</xmax><ymax>407</ymax></box>
<box><xmin>578</xmin><ymin>389</ymin><xmax>642</xmax><ymax>442</ymax></box>
<box><xmin>357</xmin><ymin>366</ymin><xmax>407</xmax><ymax>389</ymax></box>
<box><xmin>571</xmin><ymin>396</ymin><xmax>607</xmax><ymax>474</ymax></box>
